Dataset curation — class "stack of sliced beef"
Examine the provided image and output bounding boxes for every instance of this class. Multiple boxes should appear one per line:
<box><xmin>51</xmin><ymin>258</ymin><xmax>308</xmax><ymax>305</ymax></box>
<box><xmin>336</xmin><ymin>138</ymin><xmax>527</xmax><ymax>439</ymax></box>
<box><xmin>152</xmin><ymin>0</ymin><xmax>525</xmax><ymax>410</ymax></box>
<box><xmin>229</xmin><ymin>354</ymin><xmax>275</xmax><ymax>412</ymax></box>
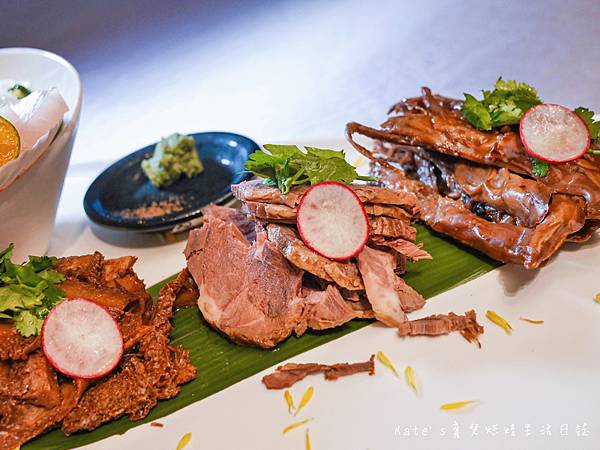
<box><xmin>184</xmin><ymin>179</ymin><xmax>483</xmax><ymax>349</ymax></box>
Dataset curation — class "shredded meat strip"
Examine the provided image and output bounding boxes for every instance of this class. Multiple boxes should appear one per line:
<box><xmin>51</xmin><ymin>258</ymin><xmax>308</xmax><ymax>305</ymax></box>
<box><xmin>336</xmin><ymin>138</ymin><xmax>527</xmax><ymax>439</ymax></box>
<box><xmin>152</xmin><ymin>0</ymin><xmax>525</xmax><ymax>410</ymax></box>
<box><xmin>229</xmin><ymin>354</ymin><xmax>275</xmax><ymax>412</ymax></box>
<box><xmin>262</xmin><ymin>355</ymin><xmax>375</xmax><ymax>389</ymax></box>
<box><xmin>398</xmin><ymin>310</ymin><xmax>483</xmax><ymax>347</ymax></box>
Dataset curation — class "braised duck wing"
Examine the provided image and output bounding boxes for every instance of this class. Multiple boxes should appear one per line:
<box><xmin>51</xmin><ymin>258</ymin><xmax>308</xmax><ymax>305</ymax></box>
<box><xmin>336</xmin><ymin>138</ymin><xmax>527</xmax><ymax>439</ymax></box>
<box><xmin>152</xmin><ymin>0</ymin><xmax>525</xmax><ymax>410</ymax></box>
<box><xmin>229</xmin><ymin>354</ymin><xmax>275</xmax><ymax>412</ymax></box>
<box><xmin>346</xmin><ymin>88</ymin><xmax>598</xmax><ymax>268</ymax></box>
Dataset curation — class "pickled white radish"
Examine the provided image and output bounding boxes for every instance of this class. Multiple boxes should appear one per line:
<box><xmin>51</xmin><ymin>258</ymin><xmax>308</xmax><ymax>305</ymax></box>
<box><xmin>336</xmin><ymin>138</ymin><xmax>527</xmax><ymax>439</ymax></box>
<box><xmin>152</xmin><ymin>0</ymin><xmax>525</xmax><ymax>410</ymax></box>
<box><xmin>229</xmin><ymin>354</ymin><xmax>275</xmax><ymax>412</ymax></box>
<box><xmin>520</xmin><ymin>104</ymin><xmax>590</xmax><ymax>164</ymax></box>
<box><xmin>42</xmin><ymin>298</ymin><xmax>123</xmax><ymax>379</ymax></box>
<box><xmin>297</xmin><ymin>181</ymin><xmax>369</xmax><ymax>260</ymax></box>
<box><xmin>0</xmin><ymin>88</ymin><xmax>68</xmax><ymax>150</ymax></box>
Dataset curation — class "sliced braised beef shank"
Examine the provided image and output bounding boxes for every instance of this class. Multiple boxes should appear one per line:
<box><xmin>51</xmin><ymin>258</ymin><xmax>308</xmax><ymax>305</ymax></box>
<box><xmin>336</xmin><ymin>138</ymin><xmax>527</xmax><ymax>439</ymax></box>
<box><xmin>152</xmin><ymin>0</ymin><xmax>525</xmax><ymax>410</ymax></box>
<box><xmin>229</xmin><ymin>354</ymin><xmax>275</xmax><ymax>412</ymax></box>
<box><xmin>185</xmin><ymin>182</ymin><xmax>483</xmax><ymax>351</ymax></box>
<box><xmin>346</xmin><ymin>87</ymin><xmax>599</xmax><ymax>268</ymax></box>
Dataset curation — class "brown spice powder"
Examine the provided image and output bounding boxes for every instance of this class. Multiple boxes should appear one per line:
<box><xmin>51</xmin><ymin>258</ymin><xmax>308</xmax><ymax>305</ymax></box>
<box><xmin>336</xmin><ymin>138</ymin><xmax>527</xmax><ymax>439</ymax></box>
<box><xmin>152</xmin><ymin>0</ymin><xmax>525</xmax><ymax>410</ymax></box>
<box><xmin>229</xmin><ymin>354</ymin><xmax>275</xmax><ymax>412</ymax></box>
<box><xmin>119</xmin><ymin>198</ymin><xmax>184</xmax><ymax>219</ymax></box>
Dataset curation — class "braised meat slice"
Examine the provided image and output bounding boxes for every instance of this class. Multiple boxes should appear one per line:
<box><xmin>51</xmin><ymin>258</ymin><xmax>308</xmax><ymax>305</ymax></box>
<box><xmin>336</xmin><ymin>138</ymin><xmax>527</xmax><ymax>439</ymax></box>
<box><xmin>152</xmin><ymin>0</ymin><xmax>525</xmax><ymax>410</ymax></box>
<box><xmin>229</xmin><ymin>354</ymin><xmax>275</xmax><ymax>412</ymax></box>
<box><xmin>201</xmin><ymin>204</ymin><xmax>257</xmax><ymax>241</ymax></box>
<box><xmin>324</xmin><ymin>355</ymin><xmax>376</xmax><ymax>381</ymax></box>
<box><xmin>0</xmin><ymin>381</ymin><xmax>80</xmax><ymax>450</ymax></box>
<box><xmin>298</xmin><ymin>285</ymin><xmax>363</xmax><ymax>333</ymax></box>
<box><xmin>369</xmin><ymin>216</ymin><xmax>417</xmax><ymax>240</ymax></box>
<box><xmin>61</xmin><ymin>270</ymin><xmax>196</xmax><ymax>435</ymax></box>
<box><xmin>243</xmin><ymin>199</ymin><xmax>412</xmax><ymax>222</ymax></box>
<box><xmin>370</xmin><ymin>236</ymin><xmax>432</xmax><ymax>262</ymax></box>
<box><xmin>0</xmin><ymin>254</ymin><xmax>195</xmax><ymax>448</ymax></box>
<box><xmin>262</xmin><ymin>355</ymin><xmax>375</xmax><ymax>389</ymax></box>
<box><xmin>185</xmin><ymin>216</ymin><xmax>305</xmax><ymax>348</ymax></box>
<box><xmin>185</xmin><ymin>214</ymin><xmax>372</xmax><ymax>348</ymax></box>
<box><xmin>242</xmin><ymin>201</ymin><xmax>297</xmax><ymax>222</ymax></box>
<box><xmin>267</xmin><ymin>224</ymin><xmax>364</xmax><ymax>291</ymax></box>
<box><xmin>0</xmin><ymin>351</ymin><xmax>61</xmax><ymax>408</ymax></box>
<box><xmin>0</xmin><ymin>322</ymin><xmax>40</xmax><ymax>361</ymax></box>
<box><xmin>356</xmin><ymin>245</ymin><xmax>425</xmax><ymax>327</ymax></box>
<box><xmin>56</xmin><ymin>253</ymin><xmax>152</xmax><ymax>313</ymax></box>
<box><xmin>232</xmin><ymin>179</ymin><xmax>417</xmax><ymax>209</ymax></box>
<box><xmin>398</xmin><ymin>310</ymin><xmax>484</xmax><ymax>347</ymax></box>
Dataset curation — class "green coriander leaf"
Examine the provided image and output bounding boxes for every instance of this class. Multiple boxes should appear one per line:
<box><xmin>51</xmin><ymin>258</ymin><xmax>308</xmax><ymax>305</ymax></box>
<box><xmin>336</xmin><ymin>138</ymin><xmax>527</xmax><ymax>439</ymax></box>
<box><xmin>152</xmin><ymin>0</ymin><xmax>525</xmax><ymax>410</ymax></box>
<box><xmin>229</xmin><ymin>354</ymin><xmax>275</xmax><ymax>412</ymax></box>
<box><xmin>37</xmin><ymin>268</ymin><xmax>65</xmax><ymax>285</ymax></box>
<box><xmin>44</xmin><ymin>285</ymin><xmax>66</xmax><ymax>305</ymax></box>
<box><xmin>27</xmin><ymin>255</ymin><xmax>58</xmax><ymax>272</ymax></box>
<box><xmin>531</xmin><ymin>158</ymin><xmax>549</xmax><ymax>178</ymax></box>
<box><xmin>13</xmin><ymin>310</ymin><xmax>43</xmax><ymax>337</ymax></box>
<box><xmin>462</xmin><ymin>79</ymin><xmax>542</xmax><ymax>130</ymax></box>
<box><xmin>8</xmin><ymin>84</ymin><xmax>31</xmax><ymax>100</ymax></box>
<box><xmin>304</xmin><ymin>147</ymin><xmax>346</xmax><ymax>160</ymax></box>
<box><xmin>0</xmin><ymin>246</ymin><xmax>65</xmax><ymax>337</ymax></box>
<box><xmin>0</xmin><ymin>244</ymin><xmax>13</xmax><ymax>271</ymax></box>
<box><xmin>462</xmin><ymin>94</ymin><xmax>492</xmax><ymax>130</ymax></box>
<box><xmin>489</xmin><ymin>101</ymin><xmax>522</xmax><ymax>126</ymax></box>
<box><xmin>574</xmin><ymin>107</ymin><xmax>600</xmax><ymax>142</ymax></box>
<box><xmin>0</xmin><ymin>285</ymin><xmax>44</xmax><ymax>311</ymax></box>
<box><xmin>245</xmin><ymin>145</ymin><xmax>374</xmax><ymax>193</ymax></box>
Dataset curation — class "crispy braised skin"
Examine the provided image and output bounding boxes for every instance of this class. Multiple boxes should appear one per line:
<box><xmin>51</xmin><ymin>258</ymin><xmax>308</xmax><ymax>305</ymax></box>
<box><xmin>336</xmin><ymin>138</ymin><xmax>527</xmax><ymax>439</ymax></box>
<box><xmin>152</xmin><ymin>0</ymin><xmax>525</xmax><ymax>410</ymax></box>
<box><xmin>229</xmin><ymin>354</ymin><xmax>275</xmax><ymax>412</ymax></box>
<box><xmin>346</xmin><ymin>87</ymin><xmax>599</xmax><ymax>268</ymax></box>
<box><xmin>0</xmin><ymin>255</ymin><xmax>196</xmax><ymax>449</ymax></box>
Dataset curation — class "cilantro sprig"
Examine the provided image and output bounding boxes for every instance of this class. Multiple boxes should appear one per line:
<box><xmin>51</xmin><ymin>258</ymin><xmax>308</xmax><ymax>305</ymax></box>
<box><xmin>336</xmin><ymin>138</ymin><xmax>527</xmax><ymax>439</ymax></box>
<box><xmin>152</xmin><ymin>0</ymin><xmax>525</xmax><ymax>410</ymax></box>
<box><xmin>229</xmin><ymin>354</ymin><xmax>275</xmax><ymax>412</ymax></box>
<box><xmin>462</xmin><ymin>78</ymin><xmax>600</xmax><ymax>176</ymax></box>
<box><xmin>0</xmin><ymin>244</ymin><xmax>66</xmax><ymax>336</ymax></box>
<box><xmin>531</xmin><ymin>158</ymin><xmax>549</xmax><ymax>178</ymax></box>
<box><xmin>574</xmin><ymin>107</ymin><xmax>600</xmax><ymax>154</ymax></box>
<box><xmin>8</xmin><ymin>84</ymin><xmax>31</xmax><ymax>100</ymax></box>
<box><xmin>245</xmin><ymin>144</ymin><xmax>376</xmax><ymax>193</ymax></box>
<box><xmin>461</xmin><ymin>79</ymin><xmax>542</xmax><ymax>131</ymax></box>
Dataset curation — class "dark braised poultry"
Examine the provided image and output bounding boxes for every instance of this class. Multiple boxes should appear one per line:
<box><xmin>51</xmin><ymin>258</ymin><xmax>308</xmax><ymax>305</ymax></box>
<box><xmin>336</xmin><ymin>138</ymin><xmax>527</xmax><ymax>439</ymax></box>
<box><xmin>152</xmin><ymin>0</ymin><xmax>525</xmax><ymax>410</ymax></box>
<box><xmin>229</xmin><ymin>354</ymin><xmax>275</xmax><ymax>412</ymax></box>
<box><xmin>346</xmin><ymin>88</ymin><xmax>600</xmax><ymax>269</ymax></box>
<box><xmin>0</xmin><ymin>253</ymin><xmax>196</xmax><ymax>450</ymax></box>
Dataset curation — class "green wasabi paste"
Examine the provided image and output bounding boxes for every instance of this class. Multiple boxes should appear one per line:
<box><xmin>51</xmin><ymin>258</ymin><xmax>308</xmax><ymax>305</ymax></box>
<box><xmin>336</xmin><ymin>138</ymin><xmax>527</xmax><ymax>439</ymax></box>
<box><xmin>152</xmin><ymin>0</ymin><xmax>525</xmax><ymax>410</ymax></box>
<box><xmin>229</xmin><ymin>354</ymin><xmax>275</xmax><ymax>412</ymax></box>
<box><xmin>141</xmin><ymin>133</ymin><xmax>204</xmax><ymax>187</ymax></box>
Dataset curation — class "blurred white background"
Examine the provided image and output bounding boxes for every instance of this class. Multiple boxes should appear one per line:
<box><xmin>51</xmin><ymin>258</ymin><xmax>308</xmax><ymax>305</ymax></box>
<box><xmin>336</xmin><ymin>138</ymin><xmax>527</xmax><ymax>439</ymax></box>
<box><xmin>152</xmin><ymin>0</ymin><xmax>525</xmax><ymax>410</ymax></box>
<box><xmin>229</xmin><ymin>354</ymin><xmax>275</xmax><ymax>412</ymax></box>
<box><xmin>3</xmin><ymin>0</ymin><xmax>599</xmax><ymax>167</ymax></box>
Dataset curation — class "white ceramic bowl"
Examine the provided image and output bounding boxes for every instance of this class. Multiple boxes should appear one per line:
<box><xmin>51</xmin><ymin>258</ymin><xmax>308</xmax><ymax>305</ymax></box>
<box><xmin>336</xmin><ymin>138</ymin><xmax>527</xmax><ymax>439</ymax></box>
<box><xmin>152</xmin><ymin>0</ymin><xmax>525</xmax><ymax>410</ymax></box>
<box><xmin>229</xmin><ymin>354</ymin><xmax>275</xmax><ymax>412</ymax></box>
<box><xmin>0</xmin><ymin>48</ymin><xmax>82</xmax><ymax>262</ymax></box>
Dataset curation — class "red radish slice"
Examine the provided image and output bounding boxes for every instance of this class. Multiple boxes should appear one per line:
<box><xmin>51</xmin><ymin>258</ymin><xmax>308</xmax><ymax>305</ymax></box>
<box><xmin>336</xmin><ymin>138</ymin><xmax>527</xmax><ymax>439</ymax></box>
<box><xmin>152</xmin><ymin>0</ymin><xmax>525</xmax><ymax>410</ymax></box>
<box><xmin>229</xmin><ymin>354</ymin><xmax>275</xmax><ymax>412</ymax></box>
<box><xmin>297</xmin><ymin>181</ymin><xmax>369</xmax><ymax>260</ymax></box>
<box><xmin>42</xmin><ymin>298</ymin><xmax>123</xmax><ymax>379</ymax></box>
<box><xmin>520</xmin><ymin>104</ymin><xmax>590</xmax><ymax>164</ymax></box>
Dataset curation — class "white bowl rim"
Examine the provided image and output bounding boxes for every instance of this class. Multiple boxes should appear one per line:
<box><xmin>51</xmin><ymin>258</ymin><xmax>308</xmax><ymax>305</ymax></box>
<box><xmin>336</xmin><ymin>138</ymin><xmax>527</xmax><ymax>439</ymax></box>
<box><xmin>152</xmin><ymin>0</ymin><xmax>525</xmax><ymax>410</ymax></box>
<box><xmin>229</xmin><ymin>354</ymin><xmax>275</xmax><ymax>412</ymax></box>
<box><xmin>0</xmin><ymin>48</ymin><xmax>83</xmax><ymax>193</ymax></box>
<box><xmin>0</xmin><ymin>47</ymin><xmax>83</xmax><ymax>124</ymax></box>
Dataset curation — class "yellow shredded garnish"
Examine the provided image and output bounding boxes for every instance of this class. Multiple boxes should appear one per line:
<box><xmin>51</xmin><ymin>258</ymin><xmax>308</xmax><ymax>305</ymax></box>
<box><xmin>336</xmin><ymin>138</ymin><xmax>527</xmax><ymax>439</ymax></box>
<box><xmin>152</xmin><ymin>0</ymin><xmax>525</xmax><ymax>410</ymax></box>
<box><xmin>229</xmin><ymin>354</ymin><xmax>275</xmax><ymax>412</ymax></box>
<box><xmin>284</xmin><ymin>390</ymin><xmax>295</xmax><ymax>414</ymax></box>
<box><xmin>176</xmin><ymin>432</ymin><xmax>192</xmax><ymax>450</ymax></box>
<box><xmin>404</xmin><ymin>365</ymin><xmax>417</xmax><ymax>393</ymax></box>
<box><xmin>520</xmin><ymin>317</ymin><xmax>544</xmax><ymax>324</ymax></box>
<box><xmin>283</xmin><ymin>418</ymin><xmax>313</xmax><ymax>434</ymax></box>
<box><xmin>377</xmin><ymin>351</ymin><xmax>399</xmax><ymax>378</ymax></box>
<box><xmin>486</xmin><ymin>310</ymin><xmax>512</xmax><ymax>334</ymax></box>
<box><xmin>306</xmin><ymin>429</ymin><xmax>312</xmax><ymax>450</ymax></box>
<box><xmin>440</xmin><ymin>400</ymin><xmax>478</xmax><ymax>411</ymax></box>
<box><xmin>295</xmin><ymin>386</ymin><xmax>314</xmax><ymax>416</ymax></box>
<box><xmin>594</xmin><ymin>293</ymin><xmax>600</xmax><ymax>304</ymax></box>
<box><xmin>352</xmin><ymin>156</ymin><xmax>365</xmax><ymax>168</ymax></box>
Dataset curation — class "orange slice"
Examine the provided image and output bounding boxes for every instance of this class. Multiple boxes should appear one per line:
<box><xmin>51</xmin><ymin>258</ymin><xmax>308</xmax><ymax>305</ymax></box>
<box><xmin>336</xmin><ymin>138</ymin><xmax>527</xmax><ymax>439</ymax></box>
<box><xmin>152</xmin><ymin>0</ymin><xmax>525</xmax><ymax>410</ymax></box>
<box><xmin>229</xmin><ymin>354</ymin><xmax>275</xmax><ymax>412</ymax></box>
<box><xmin>0</xmin><ymin>116</ymin><xmax>20</xmax><ymax>167</ymax></box>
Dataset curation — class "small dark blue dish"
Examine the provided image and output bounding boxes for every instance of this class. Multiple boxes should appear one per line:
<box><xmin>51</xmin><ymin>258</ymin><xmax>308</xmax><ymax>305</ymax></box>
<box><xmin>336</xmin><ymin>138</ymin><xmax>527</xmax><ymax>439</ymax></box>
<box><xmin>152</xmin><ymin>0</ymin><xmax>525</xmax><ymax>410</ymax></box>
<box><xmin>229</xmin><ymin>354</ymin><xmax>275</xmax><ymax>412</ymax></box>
<box><xmin>84</xmin><ymin>131</ymin><xmax>258</xmax><ymax>232</ymax></box>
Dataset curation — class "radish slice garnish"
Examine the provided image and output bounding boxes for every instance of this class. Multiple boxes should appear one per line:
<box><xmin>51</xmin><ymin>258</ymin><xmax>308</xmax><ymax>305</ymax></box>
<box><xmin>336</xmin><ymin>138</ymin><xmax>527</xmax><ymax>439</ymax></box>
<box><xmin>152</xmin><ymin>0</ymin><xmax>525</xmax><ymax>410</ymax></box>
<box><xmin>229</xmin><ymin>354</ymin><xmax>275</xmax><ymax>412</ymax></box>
<box><xmin>520</xmin><ymin>104</ymin><xmax>590</xmax><ymax>164</ymax></box>
<box><xmin>297</xmin><ymin>181</ymin><xmax>369</xmax><ymax>260</ymax></box>
<box><xmin>42</xmin><ymin>298</ymin><xmax>123</xmax><ymax>379</ymax></box>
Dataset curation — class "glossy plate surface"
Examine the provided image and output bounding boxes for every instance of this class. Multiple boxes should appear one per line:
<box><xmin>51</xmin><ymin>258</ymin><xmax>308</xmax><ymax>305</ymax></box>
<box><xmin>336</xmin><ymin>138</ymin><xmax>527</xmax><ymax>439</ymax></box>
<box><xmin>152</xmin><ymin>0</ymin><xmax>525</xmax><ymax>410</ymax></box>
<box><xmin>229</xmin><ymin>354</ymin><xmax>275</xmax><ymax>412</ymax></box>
<box><xmin>83</xmin><ymin>131</ymin><xmax>258</xmax><ymax>232</ymax></box>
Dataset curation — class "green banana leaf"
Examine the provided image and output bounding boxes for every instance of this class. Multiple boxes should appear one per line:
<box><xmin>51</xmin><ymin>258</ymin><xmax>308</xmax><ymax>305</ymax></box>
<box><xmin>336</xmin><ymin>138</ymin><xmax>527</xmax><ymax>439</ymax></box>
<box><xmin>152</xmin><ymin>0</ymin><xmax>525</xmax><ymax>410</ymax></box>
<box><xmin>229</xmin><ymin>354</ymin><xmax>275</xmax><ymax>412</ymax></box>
<box><xmin>25</xmin><ymin>225</ymin><xmax>499</xmax><ymax>449</ymax></box>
